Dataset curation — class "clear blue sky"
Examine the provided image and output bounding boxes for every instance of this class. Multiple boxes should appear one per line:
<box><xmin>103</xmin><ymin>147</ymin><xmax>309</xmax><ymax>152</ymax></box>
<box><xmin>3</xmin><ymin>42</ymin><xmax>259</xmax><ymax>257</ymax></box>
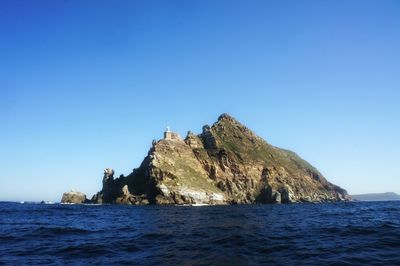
<box><xmin>1</xmin><ymin>0</ymin><xmax>399</xmax><ymax>201</ymax></box>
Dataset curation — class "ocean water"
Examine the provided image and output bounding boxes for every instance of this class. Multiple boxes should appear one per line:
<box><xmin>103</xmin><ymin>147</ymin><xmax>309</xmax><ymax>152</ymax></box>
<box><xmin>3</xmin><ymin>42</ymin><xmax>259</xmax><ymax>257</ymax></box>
<box><xmin>1</xmin><ymin>201</ymin><xmax>400</xmax><ymax>265</ymax></box>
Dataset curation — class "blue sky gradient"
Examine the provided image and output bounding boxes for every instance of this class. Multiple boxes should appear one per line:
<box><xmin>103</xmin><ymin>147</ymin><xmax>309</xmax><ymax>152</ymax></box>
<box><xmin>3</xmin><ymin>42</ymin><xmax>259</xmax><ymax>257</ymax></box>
<box><xmin>1</xmin><ymin>0</ymin><xmax>399</xmax><ymax>201</ymax></box>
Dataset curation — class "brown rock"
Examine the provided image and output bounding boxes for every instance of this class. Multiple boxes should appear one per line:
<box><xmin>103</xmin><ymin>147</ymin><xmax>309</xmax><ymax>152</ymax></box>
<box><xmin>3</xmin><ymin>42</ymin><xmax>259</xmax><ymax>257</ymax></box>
<box><xmin>88</xmin><ymin>114</ymin><xmax>350</xmax><ymax>205</ymax></box>
<box><xmin>61</xmin><ymin>191</ymin><xmax>88</xmax><ymax>204</ymax></box>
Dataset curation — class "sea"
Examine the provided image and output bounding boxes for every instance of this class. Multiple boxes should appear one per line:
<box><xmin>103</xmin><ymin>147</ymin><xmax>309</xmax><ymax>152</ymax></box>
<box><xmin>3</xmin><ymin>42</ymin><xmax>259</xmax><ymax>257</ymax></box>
<box><xmin>1</xmin><ymin>201</ymin><xmax>399</xmax><ymax>265</ymax></box>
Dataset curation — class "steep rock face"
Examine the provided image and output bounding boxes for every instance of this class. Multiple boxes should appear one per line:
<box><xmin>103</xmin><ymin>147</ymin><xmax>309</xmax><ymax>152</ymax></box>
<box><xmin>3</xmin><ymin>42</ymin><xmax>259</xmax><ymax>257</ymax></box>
<box><xmin>92</xmin><ymin>114</ymin><xmax>350</xmax><ymax>205</ymax></box>
<box><xmin>61</xmin><ymin>191</ymin><xmax>88</xmax><ymax>204</ymax></box>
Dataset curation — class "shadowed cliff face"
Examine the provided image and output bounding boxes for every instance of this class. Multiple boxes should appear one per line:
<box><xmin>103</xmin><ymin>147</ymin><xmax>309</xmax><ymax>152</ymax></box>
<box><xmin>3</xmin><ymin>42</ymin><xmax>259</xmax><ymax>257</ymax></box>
<box><xmin>92</xmin><ymin>114</ymin><xmax>350</xmax><ymax>205</ymax></box>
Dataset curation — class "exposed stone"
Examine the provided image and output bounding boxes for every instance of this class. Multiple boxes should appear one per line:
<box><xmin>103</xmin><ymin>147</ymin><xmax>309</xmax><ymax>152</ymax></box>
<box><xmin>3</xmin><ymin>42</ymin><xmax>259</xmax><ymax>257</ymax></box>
<box><xmin>104</xmin><ymin>168</ymin><xmax>114</xmax><ymax>180</ymax></box>
<box><xmin>61</xmin><ymin>191</ymin><xmax>88</xmax><ymax>204</ymax></box>
<box><xmin>87</xmin><ymin>113</ymin><xmax>350</xmax><ymax>205</ymax></box>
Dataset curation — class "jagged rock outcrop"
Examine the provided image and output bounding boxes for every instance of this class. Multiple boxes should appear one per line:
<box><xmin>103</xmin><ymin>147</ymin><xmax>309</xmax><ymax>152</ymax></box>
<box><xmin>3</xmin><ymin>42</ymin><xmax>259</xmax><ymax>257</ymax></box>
<box><xmin>61</xmin><ymin>191</ymin><xmax>88</xmax><ymax>204</ymax></box>
<box><xmin>90</xmin><ymin>113</ymin><xmax>350</xmax><ymax>205</ymax></box>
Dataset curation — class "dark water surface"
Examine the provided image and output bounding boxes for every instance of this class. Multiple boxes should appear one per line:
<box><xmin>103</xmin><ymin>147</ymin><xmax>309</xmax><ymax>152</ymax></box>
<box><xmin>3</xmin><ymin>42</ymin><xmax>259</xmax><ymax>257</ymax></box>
<box><xmin>1</xmin><ymin>201</ymin><xmax>400</xmax><ymax>265</ymax></box>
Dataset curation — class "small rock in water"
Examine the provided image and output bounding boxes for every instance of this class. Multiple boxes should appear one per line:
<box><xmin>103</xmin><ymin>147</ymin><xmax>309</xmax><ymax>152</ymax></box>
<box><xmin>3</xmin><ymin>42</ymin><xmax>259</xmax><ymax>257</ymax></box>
<box><xmin>61</xmin><ymin>191</ymin><xmax>88</xmax><ymax>204</ymax></box>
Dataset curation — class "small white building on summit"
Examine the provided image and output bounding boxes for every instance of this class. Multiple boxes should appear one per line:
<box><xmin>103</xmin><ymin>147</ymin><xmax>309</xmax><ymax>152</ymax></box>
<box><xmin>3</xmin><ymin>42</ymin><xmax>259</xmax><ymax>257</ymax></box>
<box><xmin>164</xmin><ymin>126</ymin><xmax>182</xmax><ymax>141</ymax></box>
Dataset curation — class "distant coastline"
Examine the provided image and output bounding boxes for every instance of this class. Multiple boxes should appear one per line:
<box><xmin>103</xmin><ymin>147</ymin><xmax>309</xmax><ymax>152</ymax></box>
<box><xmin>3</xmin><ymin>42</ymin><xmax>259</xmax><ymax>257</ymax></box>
<box><xmin>351</xmin><ymin>192</ymin><xmax>400</xmax><ymax>202</ymax></box>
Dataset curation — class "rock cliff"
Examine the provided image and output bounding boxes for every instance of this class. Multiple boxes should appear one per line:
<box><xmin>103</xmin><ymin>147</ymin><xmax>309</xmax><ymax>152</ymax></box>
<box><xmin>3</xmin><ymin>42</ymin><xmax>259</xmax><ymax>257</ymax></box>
<box><xmin>91</xmin><ymin>114</ymin><xmax>349</xmax><ymax>205</ymax></box>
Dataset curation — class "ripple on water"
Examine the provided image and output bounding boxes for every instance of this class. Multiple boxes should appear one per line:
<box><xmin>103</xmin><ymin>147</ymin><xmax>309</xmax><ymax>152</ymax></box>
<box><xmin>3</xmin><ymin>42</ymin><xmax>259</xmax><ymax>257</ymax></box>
<box><xmin>0</xmin><ymin>202</ymin><xmax>400</xmax><ymax>265</ymax></box>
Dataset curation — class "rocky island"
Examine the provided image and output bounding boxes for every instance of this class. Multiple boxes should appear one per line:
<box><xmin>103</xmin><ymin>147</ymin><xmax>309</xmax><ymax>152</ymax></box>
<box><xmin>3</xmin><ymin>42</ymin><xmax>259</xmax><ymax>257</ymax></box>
<box><xmin>61</xmin><ymin>190</ymin><xmax>89</xmax><ymax>204</ymax></box>
<box><xmin>62</xmin><ymin>114</ymin><xmax>350</xmax><ymax>205</ymax></box>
